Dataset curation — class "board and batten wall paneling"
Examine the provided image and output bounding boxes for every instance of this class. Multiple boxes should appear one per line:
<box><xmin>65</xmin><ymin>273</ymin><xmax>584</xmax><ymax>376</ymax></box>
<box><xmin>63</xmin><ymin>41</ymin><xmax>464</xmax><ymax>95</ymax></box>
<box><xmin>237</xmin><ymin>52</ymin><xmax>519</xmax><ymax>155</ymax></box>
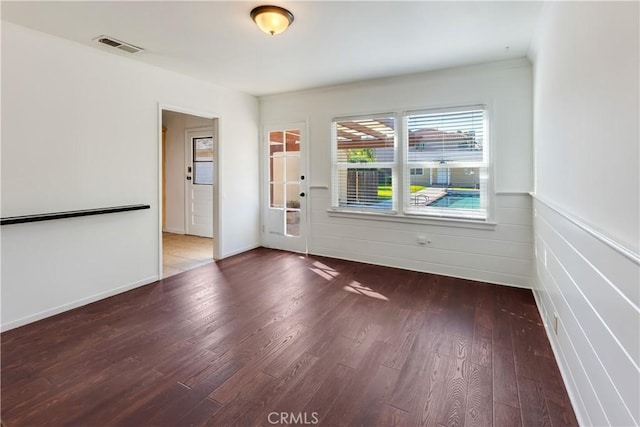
<box><xmin>529</xmin><ymin>2</ymin><xmax>640</xmax><ymax>425</ymax></box>
<box><xmin>533</xmin><ymin>199</ymin><xmax>639</xmax><ymax>426</ymax></box>
<box><xmin>260</xmin><ymin>59</ymin><xmax>534</xmax><ymax>287</ymax></box>
<box><xmin>310</xmin><ymin>191</ymin><xmax>533</xmax><ymax>287</ymax></box>
<box><xmin>1</xmin><ymin>22</ymin><xmax>260</xmax><ymax>330</ymax></box>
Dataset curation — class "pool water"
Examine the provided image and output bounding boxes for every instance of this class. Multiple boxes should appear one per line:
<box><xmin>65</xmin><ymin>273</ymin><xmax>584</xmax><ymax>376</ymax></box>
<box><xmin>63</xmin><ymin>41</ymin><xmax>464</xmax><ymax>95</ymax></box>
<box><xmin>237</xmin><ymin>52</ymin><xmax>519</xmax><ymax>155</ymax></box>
<box><xmin>339</xmin><ymin>191</ymin><xmax>479</xmax><ymax>210</ymax></box>
<box><xmin>429</xmin><ymin>192</ymin><xmax>480</xmax><ymax>209</ymax></box>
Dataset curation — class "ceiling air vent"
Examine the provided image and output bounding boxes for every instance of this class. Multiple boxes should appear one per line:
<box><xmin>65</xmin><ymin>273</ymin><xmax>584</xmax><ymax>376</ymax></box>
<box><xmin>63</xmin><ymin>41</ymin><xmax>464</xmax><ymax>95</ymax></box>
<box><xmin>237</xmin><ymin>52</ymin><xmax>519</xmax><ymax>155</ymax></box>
<box><xmin>94</xmin><ymin>35</ymin><xmax>144</xmax><ymax>54</ymax></box>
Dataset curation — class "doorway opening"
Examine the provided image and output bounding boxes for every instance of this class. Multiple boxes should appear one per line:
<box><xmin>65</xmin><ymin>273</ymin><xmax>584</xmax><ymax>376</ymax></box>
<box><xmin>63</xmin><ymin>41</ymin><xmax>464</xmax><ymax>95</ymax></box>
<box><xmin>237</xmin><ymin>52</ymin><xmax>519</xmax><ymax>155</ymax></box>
<box><xmin>160</xmin><ymin>107</ymin><xmax>220</xmax><ymax>278</ymax></box>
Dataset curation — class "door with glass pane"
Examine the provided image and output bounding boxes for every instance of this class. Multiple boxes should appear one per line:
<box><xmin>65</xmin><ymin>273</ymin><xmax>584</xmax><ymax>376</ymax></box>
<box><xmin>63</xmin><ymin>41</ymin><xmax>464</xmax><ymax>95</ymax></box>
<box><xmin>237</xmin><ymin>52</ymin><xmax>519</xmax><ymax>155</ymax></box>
<box><xmin>263</xmin><ymin>124</ymin><xmax>307</xmax><ymax>253</ymax></box>
<box><xmin>186</xmin><ymin>128</ymin><xmax>214</xmax><ymax>238</ymax></box>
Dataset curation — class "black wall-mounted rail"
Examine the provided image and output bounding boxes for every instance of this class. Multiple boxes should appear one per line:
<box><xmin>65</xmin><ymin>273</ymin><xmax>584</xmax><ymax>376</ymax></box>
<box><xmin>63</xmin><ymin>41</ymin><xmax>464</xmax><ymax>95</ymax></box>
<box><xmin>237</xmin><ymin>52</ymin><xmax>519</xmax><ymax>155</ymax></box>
<box><xmin>1</xmin><ymin>204</ymin><xmax>150</xmax><ymax>226</ymax></box>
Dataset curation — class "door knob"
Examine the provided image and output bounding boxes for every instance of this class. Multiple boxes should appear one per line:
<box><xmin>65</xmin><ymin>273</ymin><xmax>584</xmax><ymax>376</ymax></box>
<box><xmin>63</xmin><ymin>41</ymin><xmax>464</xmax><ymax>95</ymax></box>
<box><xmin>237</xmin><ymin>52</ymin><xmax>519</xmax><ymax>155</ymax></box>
<box><xmin>299</xmin><ymin>192</ymin><xmax>305</xmax><ymax>197</ymax></box>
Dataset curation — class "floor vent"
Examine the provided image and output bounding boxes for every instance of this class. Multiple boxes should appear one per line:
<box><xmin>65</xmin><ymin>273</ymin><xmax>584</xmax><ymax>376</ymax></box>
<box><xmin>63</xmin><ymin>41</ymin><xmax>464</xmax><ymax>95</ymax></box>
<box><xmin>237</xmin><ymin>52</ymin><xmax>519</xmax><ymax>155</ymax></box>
<box><xmin>94</xmin><ymin>35</ymin><xmax>144</xmax><ymax>54</ymax></box>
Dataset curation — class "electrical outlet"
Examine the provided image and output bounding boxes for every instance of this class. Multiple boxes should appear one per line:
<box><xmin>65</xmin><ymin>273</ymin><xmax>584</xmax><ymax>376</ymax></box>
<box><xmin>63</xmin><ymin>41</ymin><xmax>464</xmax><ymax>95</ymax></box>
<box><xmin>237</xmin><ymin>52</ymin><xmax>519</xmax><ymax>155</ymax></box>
<box><xmin>417</xmin><ymin>235</ymin><xmax>431</xmax><ymax>245</ymax></box>
<box><xmin>543</xmin><ymin>248</ymin><xmax>548</xmax><ymax>268</ymax></box>
<box><xmin>553</xmin><ymin>312</ymin><xmax>559</xmax><ymax>335</ymax></box>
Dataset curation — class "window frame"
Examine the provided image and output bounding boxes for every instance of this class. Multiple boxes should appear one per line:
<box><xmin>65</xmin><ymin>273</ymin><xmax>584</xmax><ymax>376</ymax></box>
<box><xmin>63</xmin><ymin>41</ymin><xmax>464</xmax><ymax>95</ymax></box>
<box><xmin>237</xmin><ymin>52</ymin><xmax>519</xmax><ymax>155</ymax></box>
<box><xmin>329</xmin><ymin>104</ymin><xmax>493</xmax><ymax>224</ymax></box>
<box><xmin>192</xmin><ymin>136</ymin><xmax>214</xmax><ymax>185</ymax></box>
<box><xmin>403</xmin><ymin>105</ymin><xmax>490</xmax><ymax>221</ymax></box>
<box><xmin>330</xmin><ymin>113</ymin><xmax>399</xmax><ymax>214</ymax></box>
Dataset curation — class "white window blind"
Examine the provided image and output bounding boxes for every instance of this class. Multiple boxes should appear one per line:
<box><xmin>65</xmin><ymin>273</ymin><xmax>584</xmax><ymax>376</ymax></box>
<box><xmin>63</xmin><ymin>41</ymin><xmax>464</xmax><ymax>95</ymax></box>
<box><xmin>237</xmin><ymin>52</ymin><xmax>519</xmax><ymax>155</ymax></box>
<box><xmin>405</xmin><ymin>106</ymin><xmax>488</xmax><ymax>219</ymax></box>
<box><xmin>332</xmin><ymin>115</ymin><xmax>396</xmax><ymax>211</ymax></box>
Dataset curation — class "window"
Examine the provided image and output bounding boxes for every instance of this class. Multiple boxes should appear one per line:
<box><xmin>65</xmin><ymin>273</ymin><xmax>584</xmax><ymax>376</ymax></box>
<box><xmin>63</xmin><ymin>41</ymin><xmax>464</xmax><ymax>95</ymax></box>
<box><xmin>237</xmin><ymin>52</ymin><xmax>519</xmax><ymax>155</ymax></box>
<box><xmin>405</xmin><ymin>106</ymin><xmax>487</xmax><ymax>219</ymax></box>
<box><xmin>332</xmin><ymin>115</ymin><xmax>396</xmax><ymax>211</ymax></box>
<box><xmin>193</xmin><ymin>136</ymin><xmax>214</xmax><ymax>185</ymax></box>
<box><xmin>331</xmin><ymin>105</ymin><xmax>488</xmax><ymax>221</ymax></box>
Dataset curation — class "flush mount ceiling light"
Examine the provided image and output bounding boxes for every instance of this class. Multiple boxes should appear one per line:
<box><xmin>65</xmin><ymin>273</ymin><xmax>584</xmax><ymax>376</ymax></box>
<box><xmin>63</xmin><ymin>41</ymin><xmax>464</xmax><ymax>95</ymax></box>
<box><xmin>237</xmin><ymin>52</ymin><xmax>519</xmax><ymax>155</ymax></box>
<box><xmin>250</xmin><ymin>5</ymin><xmax>294</xmax><ymax>36</ymax></box>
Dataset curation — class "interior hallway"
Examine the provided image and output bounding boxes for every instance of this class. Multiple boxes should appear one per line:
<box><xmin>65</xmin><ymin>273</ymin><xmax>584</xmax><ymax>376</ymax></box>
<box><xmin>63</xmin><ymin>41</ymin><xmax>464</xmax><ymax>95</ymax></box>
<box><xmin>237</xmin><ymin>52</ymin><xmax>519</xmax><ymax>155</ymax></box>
<box><xmin>162</xmin><ymin>232</ymin><xmax>213</xmax><ymax>278</ymax></box>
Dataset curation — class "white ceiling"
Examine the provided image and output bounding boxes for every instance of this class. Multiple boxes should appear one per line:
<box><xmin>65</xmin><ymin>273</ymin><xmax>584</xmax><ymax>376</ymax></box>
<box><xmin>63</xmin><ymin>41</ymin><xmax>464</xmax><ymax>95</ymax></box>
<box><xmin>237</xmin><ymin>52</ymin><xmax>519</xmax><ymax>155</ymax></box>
<box><xmin>1</xmin><ymin>1</ymin><xmax>543</xmax><ymax>96</ymax></box>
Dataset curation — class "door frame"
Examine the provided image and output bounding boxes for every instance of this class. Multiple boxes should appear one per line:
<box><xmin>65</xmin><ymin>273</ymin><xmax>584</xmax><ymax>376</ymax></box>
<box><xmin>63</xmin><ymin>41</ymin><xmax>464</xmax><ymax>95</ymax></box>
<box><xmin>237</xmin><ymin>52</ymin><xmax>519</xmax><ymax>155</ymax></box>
<box><xmin>158</xmin><ymin>104</ymin><xmax>221</xmax><ymax>279</ymax></box>
<box><xmin>261</xmin><ymin>121</ymin><xmax>309</xmax><ymax>254</ymax></box>
<box><xmin>184</xmin><ymin>126</ymin><xmax>216</xmax><ymax>238</ymax></box>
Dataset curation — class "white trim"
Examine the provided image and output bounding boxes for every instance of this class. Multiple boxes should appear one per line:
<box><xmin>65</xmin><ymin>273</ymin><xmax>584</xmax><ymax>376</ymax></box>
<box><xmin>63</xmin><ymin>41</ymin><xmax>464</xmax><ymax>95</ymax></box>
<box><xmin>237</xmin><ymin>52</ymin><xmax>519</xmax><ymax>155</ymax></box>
<box><xmin>531</xmin><ymin>289</ymin><xmax>591</xmax><ymax>427</ymax></box>
<box><xmin>220</xmin><ymin>242</ymin><xmax>261</xmax><ymax>259</ymax></box>
<box><xmin>310</xmin><ymin>247</ymin><xmax>531</xmax><ymax>289</ymax></box>
<box><xmin>326</xmin><ymin>208</ymin><xmax>497</xmax><ymax>230</ymax></box>
<box><xmin>158</xmin><ymin>104</ymin><xmax>220</xmax><ymax>120</ymax></box>
<box><xmin>303</xmin><ymin>121</ymin><xmax>311</xmax><ymax>254</ymax></box>
<box><xmin>1</xmin><ymin>275</ymin><xmax>159</xmax><ymax>332</ymax></box>
<box><xmin>163</xmin><ymin>227</ymin><xmax>185</xmax><ymax>235</ymax></box>
<box><xmin>159</xmin><ymin>104</ymin><xmax>222</xmax><ymax>279</ymax></box>
<box><xmin>495</xmin><ymin>191</ymin><xmax>531</xmax><ymax>195</ymax></box>
<box><xmin>531</xmin><ymin>193</ymin><xmax>640</xmax><ymax>264</ymax></box>
<box><xmin>331</xmin><ymin>111</ymin><xmax>397</xmax><ymax>122</ymax></box>
<box><xmin>404</xmin><ymin>103</ymin><xmax>486</xmax><ymax>116</ymax></box>
<box><xmin>213</xmin><ymin>118</ymin><xmax>221</xmax><ymax>260</ymax></box>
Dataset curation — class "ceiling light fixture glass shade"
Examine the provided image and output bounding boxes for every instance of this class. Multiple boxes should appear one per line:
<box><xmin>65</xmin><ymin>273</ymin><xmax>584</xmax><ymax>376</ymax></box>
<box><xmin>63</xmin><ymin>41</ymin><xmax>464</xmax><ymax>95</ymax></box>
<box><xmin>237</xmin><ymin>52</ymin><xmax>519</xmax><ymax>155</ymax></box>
<box><xmin>250</xmin><ymin>5</ymin><xmax>294</xmax><ymax>36</ymax></box>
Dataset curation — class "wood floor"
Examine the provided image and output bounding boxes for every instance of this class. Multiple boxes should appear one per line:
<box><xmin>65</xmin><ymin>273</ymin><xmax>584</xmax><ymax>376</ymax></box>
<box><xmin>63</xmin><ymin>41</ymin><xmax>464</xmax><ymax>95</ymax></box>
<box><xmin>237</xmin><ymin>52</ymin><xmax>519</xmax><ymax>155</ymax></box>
<box><xmin>1</xmin><ymin>248</ymin><xmax>577</xmax><ymax>427</ymax></box>
<box><xmin>162</xmin><ymin>232</ymin><xmax>213</xmax><ymax>278</ymax></box>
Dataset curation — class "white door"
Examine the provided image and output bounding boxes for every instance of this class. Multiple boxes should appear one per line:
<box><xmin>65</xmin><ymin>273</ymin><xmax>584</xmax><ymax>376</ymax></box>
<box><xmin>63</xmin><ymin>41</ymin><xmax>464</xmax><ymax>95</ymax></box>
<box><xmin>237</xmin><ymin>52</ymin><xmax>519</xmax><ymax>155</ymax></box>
<box><xmin>186</xmin><ymin>128</ymin><xmax>214</xmax><ymax>237</ymax></box>
<box><xmin>263</xmin><ymin>124</ymin><xmax>307</xmax><ymax>253</ymax></box>
<box><xmin>436</xmin><ymin>167</ymin><xmax>449</xmax><ymax>186</ymax></box>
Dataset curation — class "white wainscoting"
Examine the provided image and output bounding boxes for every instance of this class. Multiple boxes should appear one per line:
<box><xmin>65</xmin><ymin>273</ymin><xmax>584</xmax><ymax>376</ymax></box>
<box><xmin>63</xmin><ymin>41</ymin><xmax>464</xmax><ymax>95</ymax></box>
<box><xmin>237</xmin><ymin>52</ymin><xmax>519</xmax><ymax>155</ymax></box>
<box><xmin>308</xmin><ymin>190</ymin><xmax>534</xmax><ymax>288</ymax></box>
<box><xmin>532</xmin><ymin>197</ymin><xmax>640</xmax><ymax>427</ymax></box>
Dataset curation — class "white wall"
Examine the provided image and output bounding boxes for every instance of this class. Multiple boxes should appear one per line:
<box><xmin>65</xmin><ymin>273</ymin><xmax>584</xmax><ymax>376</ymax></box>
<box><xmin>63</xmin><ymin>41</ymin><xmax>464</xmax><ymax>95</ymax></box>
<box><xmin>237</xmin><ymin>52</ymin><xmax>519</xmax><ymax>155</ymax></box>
<box><xmin>1</xmin><ymin>22</ymin><xmax>260</xmax><ymax>330</ymax></box>
<box><xmin>162</xmin><ymin>111</ymin><xmax>213</xmax><ymax>234</ymax></box>
<box><xmin>529</xmin><ymin>2</ymin><xmax>639</xmax><ymax>425</ymax></box>
<box><xmin>260</xmin><ymin>59</ymin><xmax>535</xmax><ymax>287</ymax></box>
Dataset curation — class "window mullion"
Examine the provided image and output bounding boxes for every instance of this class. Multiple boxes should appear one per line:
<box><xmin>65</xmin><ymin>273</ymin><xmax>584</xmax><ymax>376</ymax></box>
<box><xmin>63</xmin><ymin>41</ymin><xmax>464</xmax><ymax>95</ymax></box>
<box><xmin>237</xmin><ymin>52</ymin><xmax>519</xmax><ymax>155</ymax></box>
<box><xmin>395</xmin><ymin>113</ymin><xmax>403</xmax><ymax>213</ymax></box>
<box><xmin>332</xmin><ymin>106</ymin><xmax>488</xmax><ymax>221</ymax></box>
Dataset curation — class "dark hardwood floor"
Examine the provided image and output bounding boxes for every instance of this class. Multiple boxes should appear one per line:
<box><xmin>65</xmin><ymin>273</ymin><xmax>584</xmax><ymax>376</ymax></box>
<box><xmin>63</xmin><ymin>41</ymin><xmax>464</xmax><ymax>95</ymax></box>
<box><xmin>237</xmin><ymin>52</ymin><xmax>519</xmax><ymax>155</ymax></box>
<box><xmin>1</xmin><ymin>248</ymin><xmax>577</xmax><ymax>426</ymax></box>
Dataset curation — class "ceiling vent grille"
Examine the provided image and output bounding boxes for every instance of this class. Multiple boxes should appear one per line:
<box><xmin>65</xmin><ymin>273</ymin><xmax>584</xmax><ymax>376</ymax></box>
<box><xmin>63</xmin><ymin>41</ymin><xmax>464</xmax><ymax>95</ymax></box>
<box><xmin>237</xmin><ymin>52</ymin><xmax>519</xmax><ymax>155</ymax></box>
<box><xmin>94</xmin><ymin>35</ymin><xmax>144</xmax><ymax>54</ymax></box>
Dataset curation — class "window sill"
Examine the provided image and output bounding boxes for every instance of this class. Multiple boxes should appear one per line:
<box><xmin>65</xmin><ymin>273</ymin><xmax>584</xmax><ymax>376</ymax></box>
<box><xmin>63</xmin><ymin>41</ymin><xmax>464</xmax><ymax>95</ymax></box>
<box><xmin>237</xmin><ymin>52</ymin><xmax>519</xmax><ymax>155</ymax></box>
<box><xmin>326</xmin><ymin>208</ymin><xmax>497</xmax><ymax>230</ymax></box>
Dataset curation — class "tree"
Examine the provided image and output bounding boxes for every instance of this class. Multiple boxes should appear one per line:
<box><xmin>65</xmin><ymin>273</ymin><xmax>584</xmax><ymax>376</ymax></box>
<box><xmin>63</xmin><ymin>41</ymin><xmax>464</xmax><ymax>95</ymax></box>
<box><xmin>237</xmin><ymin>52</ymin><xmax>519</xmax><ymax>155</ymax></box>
<box><xmin>347</xmin><ymin>148</ymin><xmax>375</xmax><ymax>163</ymax></box>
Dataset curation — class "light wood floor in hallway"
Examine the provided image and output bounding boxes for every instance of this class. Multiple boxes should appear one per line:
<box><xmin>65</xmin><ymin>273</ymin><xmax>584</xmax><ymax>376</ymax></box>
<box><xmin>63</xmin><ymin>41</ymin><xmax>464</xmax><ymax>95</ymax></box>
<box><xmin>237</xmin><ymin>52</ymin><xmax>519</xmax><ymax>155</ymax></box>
<box><xmin>162</xmin><ymin>232</ymin><xmax>213</xmax><ymax>278</ymax></box>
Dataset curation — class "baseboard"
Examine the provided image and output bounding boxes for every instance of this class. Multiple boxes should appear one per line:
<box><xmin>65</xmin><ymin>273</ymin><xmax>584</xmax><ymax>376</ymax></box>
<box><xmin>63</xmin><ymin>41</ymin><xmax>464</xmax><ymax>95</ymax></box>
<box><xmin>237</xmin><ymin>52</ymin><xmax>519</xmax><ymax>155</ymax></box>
<box><xmin>532</xmin><ymin>287</ymin><xmax>588</xmax><ymax>426</ymax></box>
<box><xmin>163</xmin><ymin>227</ymin><xmax>185</xmax><ymax>235</ymax></box>
<box><xmin>220</xmin><ymin>242</ymin><xmax>261</xmax><ymax>259</ymax></box>
<box><xmin>0</xmin><ymin>275</ymin><xmax>159</xmax><ymax>332</ymax></box>
<box><xmin>308</xmin><ymin>247</ymin><xmax>533</xmax><ymax>290</ymax></box>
